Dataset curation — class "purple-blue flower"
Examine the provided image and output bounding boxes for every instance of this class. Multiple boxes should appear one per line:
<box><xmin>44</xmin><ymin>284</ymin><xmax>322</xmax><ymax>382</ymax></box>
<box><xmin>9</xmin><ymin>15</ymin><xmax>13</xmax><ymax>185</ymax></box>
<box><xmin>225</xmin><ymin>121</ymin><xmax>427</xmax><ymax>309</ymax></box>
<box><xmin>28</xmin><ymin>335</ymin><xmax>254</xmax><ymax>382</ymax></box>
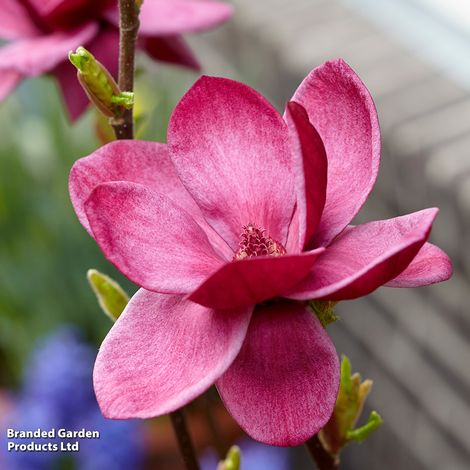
<box><xmin>2</xmin><ymin>327</ymin><xmax>143</xmax><ymax>470</ymax></box>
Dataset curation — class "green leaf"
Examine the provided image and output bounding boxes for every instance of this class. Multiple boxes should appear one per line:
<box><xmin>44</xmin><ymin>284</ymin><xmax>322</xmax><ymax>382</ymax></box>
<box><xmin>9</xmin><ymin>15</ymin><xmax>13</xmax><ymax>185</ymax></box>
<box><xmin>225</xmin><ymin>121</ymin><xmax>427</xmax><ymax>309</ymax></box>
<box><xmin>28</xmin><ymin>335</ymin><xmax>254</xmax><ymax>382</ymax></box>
<box><xmin>86</xmin><ymin>269</ymin><xmax>129</xmax><ymax>321</ymax></box>
<box><xmin>340</xmin><ymin>354</ymin><xmax>352</xmax><ymax>394</ymax></box>
<box><xmin>346</xmin><ymin>411</ymin><xmax>383</xmax><ymax>443</ymax></box>
<box><xmin>319</xmin><ymin>355</ymin><xmax>378</xmax><ymax>457</ymax></box>
<box><xmin>110</xmin><ymin>92</ymin><xmax>135</xmax><ymax>109</ymax></box>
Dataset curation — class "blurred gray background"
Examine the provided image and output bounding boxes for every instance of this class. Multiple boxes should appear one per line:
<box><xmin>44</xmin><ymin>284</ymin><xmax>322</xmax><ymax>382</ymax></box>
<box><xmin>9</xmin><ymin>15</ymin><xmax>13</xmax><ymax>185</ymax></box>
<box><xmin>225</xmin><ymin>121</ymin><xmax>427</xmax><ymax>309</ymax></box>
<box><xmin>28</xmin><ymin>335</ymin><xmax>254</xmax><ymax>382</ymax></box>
<box><xmin>189</xmin><ymin>0</ymin><xmax>470</xmax><ymax>468</ymax></box>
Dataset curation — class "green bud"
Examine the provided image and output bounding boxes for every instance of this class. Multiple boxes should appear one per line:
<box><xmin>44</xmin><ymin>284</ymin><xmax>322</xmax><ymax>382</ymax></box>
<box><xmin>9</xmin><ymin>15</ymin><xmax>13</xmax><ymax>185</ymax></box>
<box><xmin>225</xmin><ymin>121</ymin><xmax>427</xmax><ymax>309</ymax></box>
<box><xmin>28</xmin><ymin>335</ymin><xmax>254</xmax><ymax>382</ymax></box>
<box><xmin>69</xmin><ymin>47</ymin><xmax>134</xmax><ymax>118</ymax></box>
<box><xmin>87</xmin><ymin>269</ymin><xmax>129</xmax><ymax>321</ymax></box>
<box><xmin>217</xmin><ymin>446</ymin><xmax>241</xmax><ymax>470</ymax></box>
<box><xmin>319</xmin><ymin>355</ymin><xmax>382</xmax><ymax>458</ymax></box>
<box><xmin>69</xmin><ymin>47</ymin><xmax>91</xmax><ymax>71</ymax></box>
<box><xmin>308</xmin><ymin>300</ymin><xmax>339</xmax><ymax>327</ymax></box>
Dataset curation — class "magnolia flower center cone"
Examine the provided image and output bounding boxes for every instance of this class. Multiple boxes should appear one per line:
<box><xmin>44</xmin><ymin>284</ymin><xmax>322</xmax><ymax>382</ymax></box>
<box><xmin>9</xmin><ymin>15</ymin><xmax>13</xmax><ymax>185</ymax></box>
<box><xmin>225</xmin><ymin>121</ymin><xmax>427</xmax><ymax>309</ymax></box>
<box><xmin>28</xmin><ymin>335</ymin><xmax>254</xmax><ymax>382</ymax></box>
<box><xmin>234</xmin><ymin>224</ymin><xmax>286</xmax><ymax>260</ymax></box>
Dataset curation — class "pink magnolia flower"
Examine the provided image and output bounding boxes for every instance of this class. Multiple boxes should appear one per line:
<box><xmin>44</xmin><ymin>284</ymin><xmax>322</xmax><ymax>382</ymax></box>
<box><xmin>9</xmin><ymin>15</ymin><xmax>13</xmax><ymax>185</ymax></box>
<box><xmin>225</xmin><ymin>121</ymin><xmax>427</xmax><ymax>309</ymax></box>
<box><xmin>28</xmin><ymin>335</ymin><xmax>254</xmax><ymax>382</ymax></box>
<box><xmin>0</xmin><ymin>0</ymin><xmax>232</xmax><ymax>120</ymax></box>
<box><xmin>69</xmin><ymin>59</ymin><xmax>452</xmax><ymax>446</ymax></box>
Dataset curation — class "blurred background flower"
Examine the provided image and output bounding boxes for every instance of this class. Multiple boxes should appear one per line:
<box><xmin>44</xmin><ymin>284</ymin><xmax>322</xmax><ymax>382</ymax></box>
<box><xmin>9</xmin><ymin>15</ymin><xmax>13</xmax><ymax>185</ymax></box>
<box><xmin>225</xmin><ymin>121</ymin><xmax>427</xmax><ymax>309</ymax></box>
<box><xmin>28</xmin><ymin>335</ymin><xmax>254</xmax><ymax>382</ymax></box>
<box><xmin>0</xmin><ymin>0</ymin><xmax>233</xmax><ymax>120</ymax></box>
<box><xmin>1</xmin><ymin>327</ymin><xmax>143</xmax><ymax>470</ymax></box>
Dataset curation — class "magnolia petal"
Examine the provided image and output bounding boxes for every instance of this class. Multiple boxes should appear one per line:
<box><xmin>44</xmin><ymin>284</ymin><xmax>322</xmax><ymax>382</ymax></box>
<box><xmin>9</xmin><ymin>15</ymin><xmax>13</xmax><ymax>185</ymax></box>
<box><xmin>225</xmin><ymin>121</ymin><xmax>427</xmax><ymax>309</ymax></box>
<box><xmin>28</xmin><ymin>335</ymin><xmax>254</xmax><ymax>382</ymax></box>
<box><xmin>0</xmin><ymin>23</ymin><xmax>98</xmax><ymax>76</ymax></box>
<box><xmin>189</xmin><ymin>248</ymin><xmax>324</xmax><ymax>310</ymax></box>
<box><xmin>105</xmin><ymin>0</ymin><xmax>233</xmax><ymax>36</ymax></box>
<box><xmin>291</xmin><ymin>59</ymin><xmax>381</xmax><ymax>247</ymax></box>
<box><xmin>386</xmin><ymin>242</ymin><xmax>452</xmax><ymax>287</ymax></box>
<box><xmin>287</xmin><ymin>209</ymin><xmax>439</xmax><ymax>301</ymax></box>
<box><xmin>140</xmin><ymin>35</ymin><xmax>200</xmax><ymax>70</ymax></box>
<box><xmin>69</xmin><ymin>140</ymin><xmax>232</xmax><ymax>258</ymax></box>
<box><xmin>70</xmin><ymin>141</ymin><xmax>175</xmax><ymax>235</ymax></box>
<box><xmin>285</xmin><ymin>101</ymin><xmax>327</xmax><ymax>251</ymax></box>
<box><xmin>168</xmin><ymin>76</ymin><xmax>295</xmax><ymax>250</ymax></box>
<box><xmin>217</xmin><ymin>301</ymin><xmax>339</xmax><ymax>446</ymax></box>
<box><xmin>85</xmin><ymin>182</ymin><xmax>225</xmax><ymax>294</ymax></box>
<box><xmin>0</xmin><ymin>0</ymin><xmax>40</xmax><ymax>39</ymax></box>
<box><xmin>27</xmin><ymin>0</ymin><xmax>93</xmax><ymax>17</ymax></box>
<box><xmin>95</xmin><ymin>289</ymin><xmax>253</xmax><ymax>418</ymax></box>
<box><xmin>27</xmin><ymin>0</ymin><xmax>107</xmax><ymax>29</ymax></box>
<box><xmin>285</xmin><ymin>205</ymin><xmax>301</xmax><ymax>254</ymax></box>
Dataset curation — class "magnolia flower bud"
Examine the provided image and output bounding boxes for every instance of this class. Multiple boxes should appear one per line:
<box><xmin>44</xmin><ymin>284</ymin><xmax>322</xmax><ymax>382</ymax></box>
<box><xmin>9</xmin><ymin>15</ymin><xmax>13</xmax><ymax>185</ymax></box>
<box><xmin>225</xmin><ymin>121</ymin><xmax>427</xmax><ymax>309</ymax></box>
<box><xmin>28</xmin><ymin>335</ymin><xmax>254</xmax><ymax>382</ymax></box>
<box><xmin>87</xmin><ymin>269</ymin><xmax>129</xmax><ymax>321</ymax></box>
<box><xmin>69</xmin><ymin>47</ymin><xmax>134</xmax><ymax>118</ymax></box>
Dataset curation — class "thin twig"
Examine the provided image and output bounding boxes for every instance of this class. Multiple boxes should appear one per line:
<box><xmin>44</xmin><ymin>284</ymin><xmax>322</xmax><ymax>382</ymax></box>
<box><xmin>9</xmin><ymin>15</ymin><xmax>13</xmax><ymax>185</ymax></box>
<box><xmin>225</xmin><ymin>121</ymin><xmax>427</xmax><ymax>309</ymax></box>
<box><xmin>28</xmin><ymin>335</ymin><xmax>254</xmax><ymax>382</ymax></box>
<box><xmin>111</xmin><ymin>0</ymin><xmax>140</xmax><ymax>139</ymax></box>
<box><xmin>306</xmin><ymin>435</ymin><xmax>339</xmax><ymax>470</ymax></box>
<box><xmin>202</xmin><ymin>390</ymin><xmax>226</xmax><ymax>459</ymax></box>
<box><xmin>170</xmin><ymin>409</ymin><xmax>201</xmax><ymax>470</ymax></box>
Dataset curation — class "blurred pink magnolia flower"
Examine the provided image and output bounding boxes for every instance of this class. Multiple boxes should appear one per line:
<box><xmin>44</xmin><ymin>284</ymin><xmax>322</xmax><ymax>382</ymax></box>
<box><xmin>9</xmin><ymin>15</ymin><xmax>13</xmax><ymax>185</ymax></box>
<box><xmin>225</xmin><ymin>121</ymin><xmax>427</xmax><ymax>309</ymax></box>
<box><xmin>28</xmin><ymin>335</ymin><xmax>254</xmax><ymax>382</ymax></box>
<box><xmin>0</xmin><ymin>0</ymin><xmax>232</xmax><ymax>120</ymax></box>
<box><xmin>69</xmin><ymin>59</ymin><xmax>452</xmax><ymax>446</ymax></box>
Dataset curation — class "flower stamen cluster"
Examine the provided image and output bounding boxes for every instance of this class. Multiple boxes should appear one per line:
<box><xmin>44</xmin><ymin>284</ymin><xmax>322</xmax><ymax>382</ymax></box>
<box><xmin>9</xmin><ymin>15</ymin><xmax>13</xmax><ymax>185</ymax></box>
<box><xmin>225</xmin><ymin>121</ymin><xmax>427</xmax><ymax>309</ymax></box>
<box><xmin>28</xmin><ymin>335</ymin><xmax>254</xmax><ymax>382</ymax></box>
<box><xmin>234</xmin><ymin>224</ymin><xmax>286</xmax><ymax>260</ymax></box>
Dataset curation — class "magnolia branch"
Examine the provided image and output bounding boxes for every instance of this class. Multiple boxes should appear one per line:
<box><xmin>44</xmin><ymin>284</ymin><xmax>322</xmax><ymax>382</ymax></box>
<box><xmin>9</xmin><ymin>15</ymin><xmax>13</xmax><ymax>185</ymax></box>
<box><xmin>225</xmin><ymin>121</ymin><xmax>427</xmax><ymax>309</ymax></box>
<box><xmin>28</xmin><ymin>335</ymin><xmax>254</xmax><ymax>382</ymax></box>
<box><xmin>111</xmin><ymin>0</ymin><xmax>140</xmax><ymax>139</ymax></box>
<box><xmin>170</xmin><ymin>410</ymin><xmax>201</xmax><ymax>470</ymax></box>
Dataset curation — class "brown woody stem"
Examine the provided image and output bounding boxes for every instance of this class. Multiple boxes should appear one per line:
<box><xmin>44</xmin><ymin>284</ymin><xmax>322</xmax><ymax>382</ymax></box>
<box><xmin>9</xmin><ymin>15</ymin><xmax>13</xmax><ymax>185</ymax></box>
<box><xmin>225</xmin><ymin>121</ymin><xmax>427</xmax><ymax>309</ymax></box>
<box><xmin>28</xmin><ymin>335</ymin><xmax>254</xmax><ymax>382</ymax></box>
<box><xmin>111</xmin><ymin>0</ymin><xmax>140</xmax><ymax>139</ymax></box>
<box><xmin>170</xmin><ymin>409</ymin><xmax>201</xmax><ymax>470</ymax></box>
<box><xmin>306</xmin><ymin>435</ymin><xmax>339</xmax><ymax>470</ymax></box>
<box><xmin>202</xmin><ymin>390</ymin><xmax>226</xmax><ymax>459</ymax></box>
